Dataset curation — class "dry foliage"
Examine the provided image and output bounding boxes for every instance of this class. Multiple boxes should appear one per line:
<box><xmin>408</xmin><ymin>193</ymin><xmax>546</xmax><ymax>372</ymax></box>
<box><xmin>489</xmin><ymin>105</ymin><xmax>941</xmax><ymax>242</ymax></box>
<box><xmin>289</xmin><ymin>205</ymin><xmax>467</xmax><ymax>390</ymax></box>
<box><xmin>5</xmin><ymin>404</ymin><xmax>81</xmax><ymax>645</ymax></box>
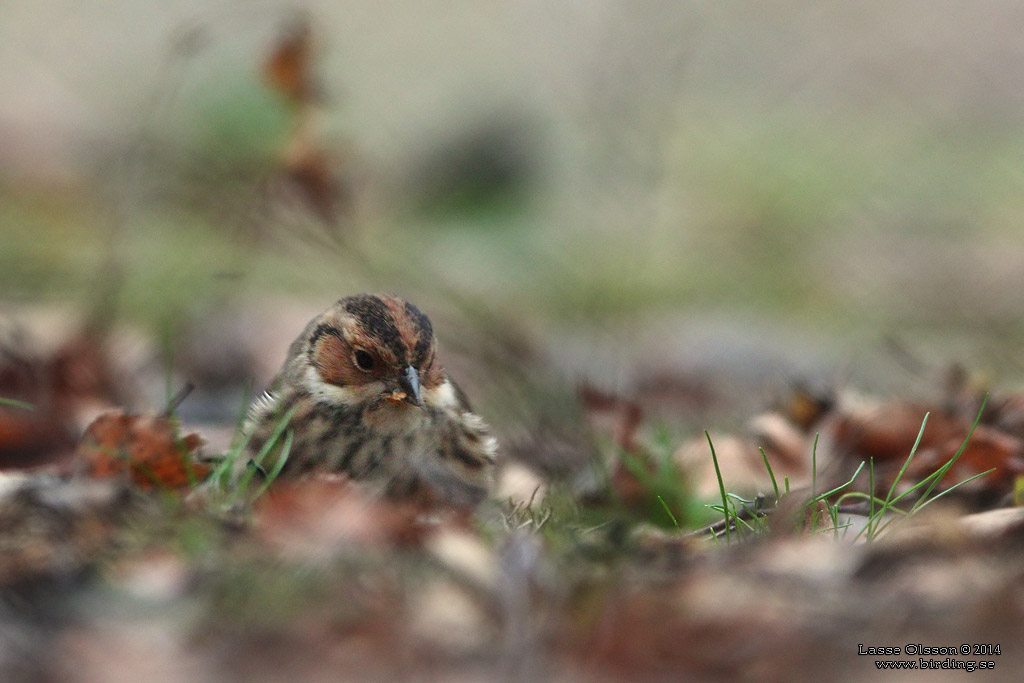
<box><xmin>76</xmin><ymin>410</ymin><xmax>208</xmax><ymax>491</ymax></box>
<box><xmin>261</xmin><ymin>15</ymin><xmax>354</xmax><ymax>227</ymax></box>
<box><xmin>0</xmin><ymin>325</ymin><xmax>122</xmax><ymax>469</ymax></box>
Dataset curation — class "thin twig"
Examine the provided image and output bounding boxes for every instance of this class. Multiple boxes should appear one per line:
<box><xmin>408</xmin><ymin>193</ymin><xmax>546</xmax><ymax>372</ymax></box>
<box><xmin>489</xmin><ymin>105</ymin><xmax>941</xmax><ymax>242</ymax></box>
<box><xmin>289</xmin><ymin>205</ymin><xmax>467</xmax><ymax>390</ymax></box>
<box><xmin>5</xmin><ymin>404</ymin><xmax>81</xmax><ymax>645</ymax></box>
<box><xmin>161</xmin><ymin>381</ymin><xmax>195</xmax><ymax>418</ymax></box>
<box><xmin>687</xmin><ymin>499</ymin><xmax>772</xmax><ymax>539</ymax></box>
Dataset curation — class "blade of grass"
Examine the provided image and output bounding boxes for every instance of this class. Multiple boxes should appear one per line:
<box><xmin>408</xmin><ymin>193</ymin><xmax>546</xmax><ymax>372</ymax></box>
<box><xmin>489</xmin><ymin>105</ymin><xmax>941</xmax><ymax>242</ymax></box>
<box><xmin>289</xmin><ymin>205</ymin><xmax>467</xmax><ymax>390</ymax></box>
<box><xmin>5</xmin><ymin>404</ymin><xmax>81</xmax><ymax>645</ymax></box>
<box><xmin>869</xmin><ymin>399</ymin><xmax>991</xmax><ymax>537</ymax></box>
<box><xmin>851</xmin><ymin>412</ymin><xmax>932</xmax><ymax>540</ymax></box>
<box><xmin>909</xmin><ymin>394</ymin><xmax>988</xmax><ymax>514</ymax></box>
<box><xmin>867</xmin><ymin>457</ymin><xmax>876</xmax><ymax>537</ymax></box>
<box><xmin>253</xmin><ymin>429</ymin><xmax>294</xmax><ymax>499</ymax></box>
<box><xmin>230</xmin><ymin>404</ymin><xmax>298</xmax><ymax>504</ymax></box>
<box><xmin>207</xmin><ymin>439</ymin><xmax>248</xmax><ymax>489</ymax></box>
<box><xmin>872</xmin><ymin>468</ymin><xmax>996</xmax><ymax>538</ymax></box>
<box><xmin>732</xmin><ymin>493</ymin><xmax>769</xmax><ymax>533</ymax></box>
<box><xmin>811</xmin><ymin>433</ymin><xmax>819</xmax><ymax>497</ymax></box>
<box><xmin>0</xmin><ymin>397</ymin><xmax>35</xmax><ymax>411</ymax></box>
<box><xmin>882</xmin><ymin>412</ymin><xmax>930</xmax><ymax>507</ymax></box>
<box><xmin>804</xmin><ymin>461</ymin><xmax>866</xmax><ymax>507</ymax></box>
<box><xmin>878</xmin><ymin>404</ymin><xmax>985</xmax><ymax>514</ymax></box>
<box><xmin>706</xmin><ymin>431</ymin><xmax>731</xmax><ymax>543</ymax></box>
<box><xmin>909</xmin><ymin>468</ymin><xmax>995</xmax><ymax>513</ymax></box>
<box><xmin>656</xmin><ymin>495</ymin><xmax>679</xmax><ymax>529</ymax></box>
<box><xmin>799</xmin><ymin>460</ymin><xmax>865</xmax><ymax>536</ymax></box>
<box><xmin>759</xmin><ymin>447</ymin><xmax>780</xmax><ymax>502</ymax></box>
<box><xmin>180</xmin><ymin>437</ymin><xmax>204</xmax><ymax>486</ymax></box>
<box><xmin>835</xmin><ymin>489</ymin><xmax>890</xmax><ymax>541</ymax></box>
<box><xmin>205</xmin><ymin>385</ymin><xmax>259</xmax><ymax>489</ymax></box>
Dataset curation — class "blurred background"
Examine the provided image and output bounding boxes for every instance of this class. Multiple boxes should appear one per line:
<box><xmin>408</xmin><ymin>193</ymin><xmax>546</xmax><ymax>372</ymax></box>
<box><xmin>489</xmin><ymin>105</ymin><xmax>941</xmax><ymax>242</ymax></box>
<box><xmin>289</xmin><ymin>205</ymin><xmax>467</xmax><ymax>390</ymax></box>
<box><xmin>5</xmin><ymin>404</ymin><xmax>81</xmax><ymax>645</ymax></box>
<box><xmin>8</xmin><ymin>7</ymin><xmax>1024</xmax><ymax>679</ymax></box>
<box><xmin>4</xmin><ymin>0</ymin><xmax>1024</xmax><ymax>447</ymax></box>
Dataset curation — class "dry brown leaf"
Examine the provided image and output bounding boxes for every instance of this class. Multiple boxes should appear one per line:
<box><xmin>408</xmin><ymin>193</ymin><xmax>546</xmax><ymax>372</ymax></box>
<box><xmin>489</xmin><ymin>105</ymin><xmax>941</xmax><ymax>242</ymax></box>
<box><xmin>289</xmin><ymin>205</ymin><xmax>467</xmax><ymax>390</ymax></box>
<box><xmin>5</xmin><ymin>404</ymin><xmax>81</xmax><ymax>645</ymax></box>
<box><xmin>260</xmin><ymin>15</ymin><xmax>355</xmax><ymax>227</ymax></box>
<box><xmin>828</xmin><ymin>402</ymin><xmax>963</xmax><ymax>464</ymax></box>
<box><xmin>748</xmin><ymin>411</ymin><xmax>810</xmax><ymax>470</ymax></box>
<box><xmin>826</xmin><ymin>399</ymin><xmax>1024</xmax><ymax>499</ymax></box>
<box><xmin>0</xmin><ymin>326</ymin><xmax>122</xmax><ymax>468</ymax></box>
<box><xmin>905</xmin><ymin>425</ymin><xmax>1024</xmax><ymax>494</ymax></box>
<box><xmin>76</xmin><ymin>410</ymin><xmax>208</xmax><ymax>491</ymax></box>
<box><xmin>262</xmin><ymin>16</ymin><xmax>319</xmax><ymax>106</ymax></box>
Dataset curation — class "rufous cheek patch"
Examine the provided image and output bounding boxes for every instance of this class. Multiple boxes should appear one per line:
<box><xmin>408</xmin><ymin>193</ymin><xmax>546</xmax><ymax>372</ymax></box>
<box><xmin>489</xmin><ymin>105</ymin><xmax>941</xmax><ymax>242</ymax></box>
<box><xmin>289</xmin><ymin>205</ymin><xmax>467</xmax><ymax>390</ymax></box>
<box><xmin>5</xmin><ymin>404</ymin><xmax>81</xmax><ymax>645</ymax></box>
<box><xmin>313</xmin><ymin>332</ymin><xmax>354</xmax><ymax>386</ymax></box>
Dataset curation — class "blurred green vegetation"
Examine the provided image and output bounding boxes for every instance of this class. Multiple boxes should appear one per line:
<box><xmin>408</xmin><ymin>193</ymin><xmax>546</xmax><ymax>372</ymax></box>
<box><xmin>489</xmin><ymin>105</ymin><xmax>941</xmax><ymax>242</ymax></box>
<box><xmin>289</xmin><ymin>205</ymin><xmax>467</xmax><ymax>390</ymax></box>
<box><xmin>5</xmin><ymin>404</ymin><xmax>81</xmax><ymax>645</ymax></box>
<box><xmin>6</xmin><ymin>104</ymin><xmax>1024</xmax><ymax>346</ymax></box>
<box><xmin>5</xmin><ymin>3</ymin><xmax>1024</xmax><ymax>392</ymax></box>
<box><xmin>3</xmin><ymin>112</ymin><xmax>1023</xmax><ymax>307</ymax></box>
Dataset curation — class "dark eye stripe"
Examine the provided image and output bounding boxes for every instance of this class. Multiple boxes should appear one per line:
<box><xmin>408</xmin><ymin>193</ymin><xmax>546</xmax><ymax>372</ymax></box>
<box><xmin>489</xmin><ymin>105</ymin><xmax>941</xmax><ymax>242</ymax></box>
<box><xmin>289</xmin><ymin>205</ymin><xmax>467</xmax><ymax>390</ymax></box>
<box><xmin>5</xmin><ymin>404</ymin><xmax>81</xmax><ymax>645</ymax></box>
<box><xmin>307</xmin><ymin>322</ymin><xmax>344</xmax><ymax>350</ymax></box>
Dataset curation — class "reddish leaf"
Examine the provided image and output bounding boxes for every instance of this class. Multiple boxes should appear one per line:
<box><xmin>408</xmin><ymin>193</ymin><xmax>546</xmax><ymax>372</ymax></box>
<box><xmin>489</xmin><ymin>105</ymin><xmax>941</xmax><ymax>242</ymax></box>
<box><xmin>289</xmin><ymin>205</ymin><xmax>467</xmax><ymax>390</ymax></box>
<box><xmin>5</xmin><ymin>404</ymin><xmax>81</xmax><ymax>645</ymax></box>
<box><xmin>262</xmin><ymin>16</ymin><xmax>318</xmax><ymax>106</ymax></box>
<box><xmin>0</xmin><ymin>326</ymin><xmax>122</xmax><ymax>468</ymax></box>
<box><xmin>76</xmin><ymin>411</ymin><xmax>208</xmax><ymax>491</ymax></box>
<box><xmin>827</xmin><ymin>399</ymin><xmax>1024</xmax><ymax>498</ymax></box>
<box><xmin>905</xmin><ymin>425</ymin><xmax>1024</xmax><ymax>493</ymax></box>
<box><xmin>829</xmin><ymin>403</ymin><xmax>963</xmax><ymax>464</ymax></box>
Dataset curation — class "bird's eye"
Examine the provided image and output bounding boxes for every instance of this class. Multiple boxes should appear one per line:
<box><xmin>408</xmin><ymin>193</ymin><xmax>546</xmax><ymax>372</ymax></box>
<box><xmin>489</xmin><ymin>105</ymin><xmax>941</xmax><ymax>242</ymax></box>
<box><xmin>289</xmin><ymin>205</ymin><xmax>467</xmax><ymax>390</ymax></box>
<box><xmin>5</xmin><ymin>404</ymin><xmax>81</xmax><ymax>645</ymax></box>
<box><xmin>353</xmin><ymin>349</ymin><xmax>375</xmax><ymax>371</ymax></box>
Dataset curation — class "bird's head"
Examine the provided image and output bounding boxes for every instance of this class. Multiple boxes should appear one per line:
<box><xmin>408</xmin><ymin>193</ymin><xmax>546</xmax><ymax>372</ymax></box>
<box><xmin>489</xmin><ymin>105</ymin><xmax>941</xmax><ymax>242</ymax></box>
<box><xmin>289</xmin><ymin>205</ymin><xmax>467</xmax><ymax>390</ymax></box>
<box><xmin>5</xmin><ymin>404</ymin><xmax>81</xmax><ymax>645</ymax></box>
<box><xmin>297</xmin><ymin>294</ymin><xmax>444</xmax><ymax>408</ymax></box>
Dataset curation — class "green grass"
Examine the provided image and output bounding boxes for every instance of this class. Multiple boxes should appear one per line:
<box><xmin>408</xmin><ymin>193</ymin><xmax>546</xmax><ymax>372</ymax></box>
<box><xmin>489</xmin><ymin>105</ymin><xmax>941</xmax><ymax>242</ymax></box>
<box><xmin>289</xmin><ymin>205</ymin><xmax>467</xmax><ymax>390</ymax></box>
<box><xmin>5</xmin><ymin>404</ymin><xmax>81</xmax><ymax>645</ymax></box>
<box><xmin>0</xmin><ymin>397</ymin><xmax>35</xmax><ymax>411</ymax></box>
<box><xmin>699</xmin><ymin>397</ymin><xmax>994</xmax><ymax>543</ymax></box>
<box><xmin>495</xmin><ymin>395</ymin><xmax>995</xmax><ymax>556</ymax></box>
<box><xmin>10</xmin><ymin>80</ymin><xmax>1024</xmax><ymax>357</ymax></box>
<box><xmin>840</xmin><ymin>396</ymin><xmax>994</xmax><ymax>541</ymax></box>
<box><xmin>206</xmin><ymin>400</ymin><xmax>297</xmax><ymax>507</ymax></box>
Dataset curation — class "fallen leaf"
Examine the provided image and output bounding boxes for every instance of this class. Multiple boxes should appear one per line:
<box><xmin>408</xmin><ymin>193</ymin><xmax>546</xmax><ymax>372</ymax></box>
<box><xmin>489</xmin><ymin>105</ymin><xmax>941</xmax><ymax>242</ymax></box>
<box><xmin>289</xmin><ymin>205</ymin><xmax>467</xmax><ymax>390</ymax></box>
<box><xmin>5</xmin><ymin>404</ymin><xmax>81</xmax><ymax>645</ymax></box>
<box><xmin>262</xmin><ymin>15</ymin><xmax>319</xmax><ymax>106</ymax></box>
<box><xmin>76</xmin><ymin>411</ymin><xmax>207</xmax><ymax>491</ymax></box>
<box><xmin>825</xmin><ymin>399</ymin><xmax>1024</xmax><ymax>499</ymax></box>
<box><xmin>828</xmin><ymin>402</ymin><xmax>962</xmax><ymax>464</ymax></box>
<box><xmin>904</xmin><ymin>425</ymin><xmax>1024</xmax><ymax>494</ymax></box>
<box><xmin>0</xmin><ymin>325</ymin><xmax>123</xmax><ymax>468</ymax></box>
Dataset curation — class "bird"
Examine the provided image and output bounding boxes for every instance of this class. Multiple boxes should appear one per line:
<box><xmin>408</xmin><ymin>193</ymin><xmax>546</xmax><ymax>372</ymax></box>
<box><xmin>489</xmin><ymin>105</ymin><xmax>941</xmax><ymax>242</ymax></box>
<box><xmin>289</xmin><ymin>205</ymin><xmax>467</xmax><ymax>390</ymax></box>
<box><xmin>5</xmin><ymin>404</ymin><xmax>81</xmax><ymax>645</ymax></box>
<box><xmin>241</xmin><ymin>294</ymin><xmax>497</xmax><ymax>507</ymax></box>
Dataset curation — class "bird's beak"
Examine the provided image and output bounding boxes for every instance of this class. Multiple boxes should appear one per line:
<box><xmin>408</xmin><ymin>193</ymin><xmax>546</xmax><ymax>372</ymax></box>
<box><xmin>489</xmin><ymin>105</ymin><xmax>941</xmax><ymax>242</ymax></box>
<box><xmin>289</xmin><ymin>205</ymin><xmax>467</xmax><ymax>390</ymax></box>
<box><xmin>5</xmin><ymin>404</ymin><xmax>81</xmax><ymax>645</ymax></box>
<box><xmin>397</xmin><ymin>365</ymin><xmax>422</xmax><ymax>406</ymax></box>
